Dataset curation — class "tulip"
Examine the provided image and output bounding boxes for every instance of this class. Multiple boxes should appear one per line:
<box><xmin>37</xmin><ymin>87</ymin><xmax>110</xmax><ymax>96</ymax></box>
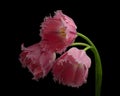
<box><xmin>40</xmin><ymin>10</ymin><xmax>77</xmax><ymax>54</ymax></box>
<box><xmin>52</xmin><ymin>47</ymin><xmax>91</xmax><ymax>87</ymax></box>
<box><xmin>19</xmin><ymin>42</ymin><xmax>56</xmax><ymax>80</ymax></box>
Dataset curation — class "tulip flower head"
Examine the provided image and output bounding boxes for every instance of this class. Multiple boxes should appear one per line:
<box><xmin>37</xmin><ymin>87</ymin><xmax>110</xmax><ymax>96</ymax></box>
<box><xmin>52</xmin><ymin>47</ymin><xmax>91</xmax><ymax>87</ymax></box>
<box><xmin>40</xmin><ymin>10</ymin><xmax>77</xmax><ymax>54</ymax></box>
<box><xmin>19</xmin><ymin>42</ymin><xmax>56</xmax><ymax>80</ymax></box>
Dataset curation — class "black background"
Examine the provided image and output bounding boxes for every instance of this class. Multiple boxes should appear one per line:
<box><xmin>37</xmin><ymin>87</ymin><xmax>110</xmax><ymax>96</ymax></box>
<box><xmin>15</xmin><ymin>1</ymin><xmax>117</xmax><ymax>96</ymax></box>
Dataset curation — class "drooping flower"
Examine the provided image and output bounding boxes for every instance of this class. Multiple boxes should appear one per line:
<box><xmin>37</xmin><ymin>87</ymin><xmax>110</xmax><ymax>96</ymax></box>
<box><xmin>19</xmin><ymin>42</ymin><xmax>56</xmax><ymax>80</ymax></box>
<box><xmin>52</xmin><ymin>47</ymin><xmax>91</xmax><ymax>87</ymax></box>
<box><xmin>40</xmin><ymin>10</ymin><xmax>77</xmax><ymax>54</ymax></box>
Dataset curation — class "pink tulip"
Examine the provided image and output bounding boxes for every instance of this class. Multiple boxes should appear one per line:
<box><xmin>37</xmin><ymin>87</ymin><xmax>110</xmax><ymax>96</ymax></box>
<box><xmin>19</xmin><ymin>42</ymin><xmax>56</xmax><ymax>80</ymax></box>
<box><xmin>52</xmin><ymin>47</ymin><xmax>91</xmax><ymax>87</ymax></box>
<box><xmin>40</xmin><ymin>10</ymin><xmax>77</xmax><ymax>54</ymax></box>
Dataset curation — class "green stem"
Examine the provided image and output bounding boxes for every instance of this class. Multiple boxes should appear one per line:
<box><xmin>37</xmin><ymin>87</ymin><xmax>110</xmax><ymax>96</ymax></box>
<box><xmin>71</xmin><ymin>42</ymin><xmax>90</xmax><ymax>47</ymax></box>
<box><xmin>77</xmin><ymin>32</ymin><xmax>102</xmax><ymax>96</ymax></box>
<box><xmin>71</xmin><ymin>42</ymin><xmax>92</xmax><ymax>51</ymax></box>
<box><xmin>84</xmin><ymin>46</ymin><xmax>92</xmax><ymax>51</ymax></box>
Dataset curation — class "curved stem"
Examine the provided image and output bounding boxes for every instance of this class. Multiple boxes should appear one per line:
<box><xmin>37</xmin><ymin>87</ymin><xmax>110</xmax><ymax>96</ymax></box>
<box><xmin>71</xmin><ymin>42</ymin><xmax>90</xmax><ymax>47</ymax></box>
<box><xmin>77</xmin><ymin>33</ymin><xmax>94</xmax><ymax>46</ymax></box>
<box><xmin>84</xmin><ymin>46</ymin><xmax>92</xmax><ymax>51</ymax></box>
<box><xmin>77</xmin><ymin>32</ymin><xmax>102</xmax><ymax>96</ymax></box>
<box><xmin>71</xmin><ymin>42</ymin><xmax>92</xmax><ymax>51</ymax></box>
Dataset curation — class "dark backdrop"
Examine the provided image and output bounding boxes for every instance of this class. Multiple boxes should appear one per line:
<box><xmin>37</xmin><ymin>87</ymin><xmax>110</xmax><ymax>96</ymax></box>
<box><xmin>15</xmin><ymin>1</ymin><xmax>116</xmax><ymax>96</ymax></box>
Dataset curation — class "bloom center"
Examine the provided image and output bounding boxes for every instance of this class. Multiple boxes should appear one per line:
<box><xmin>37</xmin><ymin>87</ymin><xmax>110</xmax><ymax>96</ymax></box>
<box><xmin>59</xmin><ymin>27</ymin><xmax>66</xmax><ymax>38</ymax></box>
